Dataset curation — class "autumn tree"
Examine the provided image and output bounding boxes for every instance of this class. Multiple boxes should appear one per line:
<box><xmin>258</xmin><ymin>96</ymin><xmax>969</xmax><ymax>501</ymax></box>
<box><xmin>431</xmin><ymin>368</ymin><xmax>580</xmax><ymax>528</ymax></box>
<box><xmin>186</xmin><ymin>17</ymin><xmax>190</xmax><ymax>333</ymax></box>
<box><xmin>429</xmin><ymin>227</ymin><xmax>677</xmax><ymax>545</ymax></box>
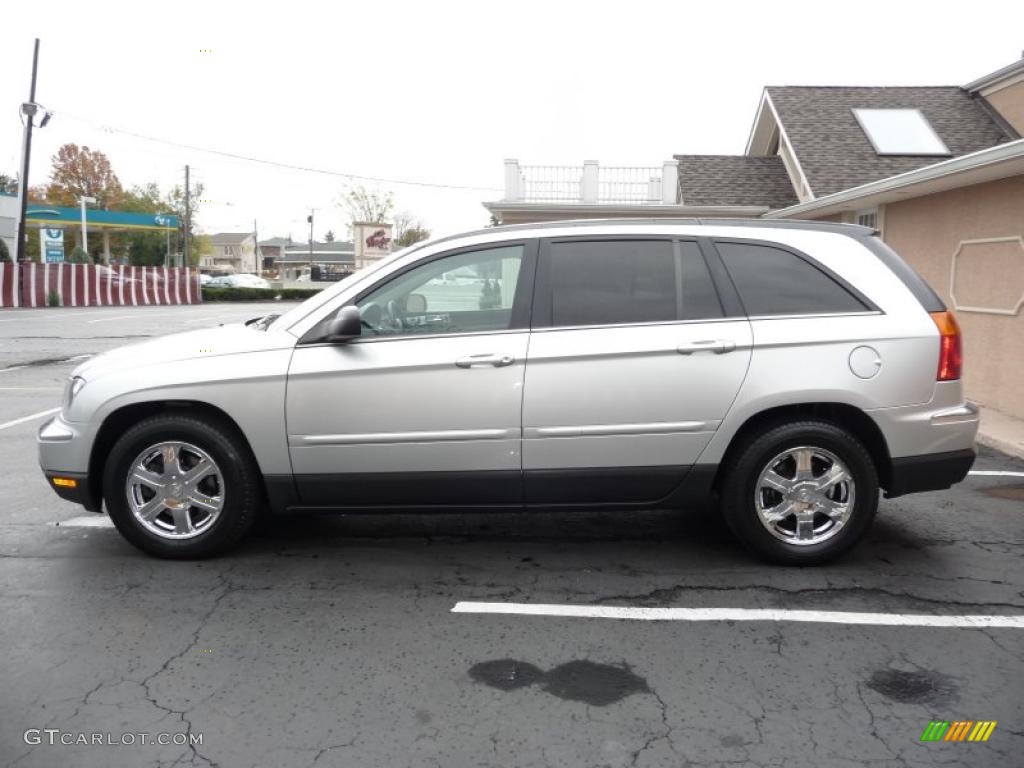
<box><xmin>43</xmin><ymin>144</ymin><xmax>124</xmax><ymax>209</ymax></box>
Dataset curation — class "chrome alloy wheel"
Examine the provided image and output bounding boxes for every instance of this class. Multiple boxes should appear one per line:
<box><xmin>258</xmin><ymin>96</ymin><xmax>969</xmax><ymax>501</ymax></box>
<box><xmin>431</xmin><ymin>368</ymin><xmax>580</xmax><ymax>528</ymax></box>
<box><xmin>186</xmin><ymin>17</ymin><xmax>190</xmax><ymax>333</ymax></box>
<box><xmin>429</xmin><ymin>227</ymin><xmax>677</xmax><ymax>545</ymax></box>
<box><xmin>125</xmin><ymin>441</ymin><xmax>225</xmax><ymax>539</ymax></box>
<box><xmin>754</xmin><ymin>446</ymin><xmax>855</xmax><ymax>546</ymax></box>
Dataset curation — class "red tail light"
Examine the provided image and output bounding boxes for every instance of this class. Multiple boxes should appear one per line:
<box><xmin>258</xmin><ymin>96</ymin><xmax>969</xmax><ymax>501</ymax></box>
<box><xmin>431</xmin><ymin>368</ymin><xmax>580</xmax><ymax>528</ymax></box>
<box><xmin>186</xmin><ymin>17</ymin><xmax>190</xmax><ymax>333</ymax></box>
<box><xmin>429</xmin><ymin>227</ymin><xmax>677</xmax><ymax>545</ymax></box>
<box><xmin>930</xmin><ymin>311</ymin><xmax>962</xmax><ymax>381</ymax></box>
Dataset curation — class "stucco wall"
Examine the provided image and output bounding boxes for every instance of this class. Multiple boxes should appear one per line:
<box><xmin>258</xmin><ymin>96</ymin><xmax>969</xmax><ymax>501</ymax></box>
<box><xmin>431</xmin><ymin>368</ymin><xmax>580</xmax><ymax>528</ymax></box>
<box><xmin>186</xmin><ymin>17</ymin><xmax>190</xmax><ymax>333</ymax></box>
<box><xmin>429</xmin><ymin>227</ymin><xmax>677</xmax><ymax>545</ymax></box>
<box><xmin>882</xmin><ymin>175</ymin><xmax>1024</xmax><ymax>417</ymax></box>
<box><xmin>984</xmin><ymin>79</ymin><xmax>1024</xmax><ymax>136</ymax></box>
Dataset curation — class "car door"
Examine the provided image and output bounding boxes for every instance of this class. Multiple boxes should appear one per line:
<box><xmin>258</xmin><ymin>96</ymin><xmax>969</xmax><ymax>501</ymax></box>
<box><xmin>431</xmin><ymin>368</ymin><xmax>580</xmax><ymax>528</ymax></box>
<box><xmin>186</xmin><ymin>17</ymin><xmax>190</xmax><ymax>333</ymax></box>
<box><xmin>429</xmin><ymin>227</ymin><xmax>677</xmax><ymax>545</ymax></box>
<box><xmin>286</xmin><ymin>240</ymin><xmax>536</xmax><ymax>507</ymax></box>
<box><xmin>522</xmin><ymin>236</ymin><xmax>752</xmax><ymax>504</ymax></box>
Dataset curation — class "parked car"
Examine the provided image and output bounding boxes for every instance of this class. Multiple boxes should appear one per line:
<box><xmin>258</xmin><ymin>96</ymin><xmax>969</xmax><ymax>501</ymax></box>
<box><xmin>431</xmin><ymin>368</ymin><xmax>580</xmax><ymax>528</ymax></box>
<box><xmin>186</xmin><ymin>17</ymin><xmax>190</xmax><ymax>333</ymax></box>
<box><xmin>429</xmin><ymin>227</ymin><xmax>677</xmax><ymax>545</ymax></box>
<box><xmin>39</xmin><ymin>219</ymin><xmax>977</xmax><ymax>562</ymax></box>
<box><xmin>204</xmin><ymin>274</ymin><xmax>270</xmax><ymax>289</ymax></box>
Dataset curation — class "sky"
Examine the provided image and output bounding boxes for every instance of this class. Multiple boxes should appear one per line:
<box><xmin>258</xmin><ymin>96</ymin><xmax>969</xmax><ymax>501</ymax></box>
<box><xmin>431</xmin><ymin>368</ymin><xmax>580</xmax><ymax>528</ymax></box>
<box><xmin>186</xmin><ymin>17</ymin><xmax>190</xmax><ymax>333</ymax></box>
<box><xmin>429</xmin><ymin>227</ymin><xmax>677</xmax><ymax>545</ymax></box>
<box><xmin>3</xmin><ymin>0</ymin><xmax>1023</xmax><ymax>244</ymax></box>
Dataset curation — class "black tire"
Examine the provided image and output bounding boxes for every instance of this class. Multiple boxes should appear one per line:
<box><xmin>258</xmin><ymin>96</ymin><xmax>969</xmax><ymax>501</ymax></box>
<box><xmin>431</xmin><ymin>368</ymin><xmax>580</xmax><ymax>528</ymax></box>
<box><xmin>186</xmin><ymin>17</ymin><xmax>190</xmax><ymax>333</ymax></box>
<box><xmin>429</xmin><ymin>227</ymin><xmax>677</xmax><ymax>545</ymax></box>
<box><xmin>719</xmin><ymin>420</ymin><xmax>879</xmax><ymax>565</ymax></box>
<box><xmin>103</xmin><ymin>413</ymin><xmax>260</xmax><ymax>558</ymax></box>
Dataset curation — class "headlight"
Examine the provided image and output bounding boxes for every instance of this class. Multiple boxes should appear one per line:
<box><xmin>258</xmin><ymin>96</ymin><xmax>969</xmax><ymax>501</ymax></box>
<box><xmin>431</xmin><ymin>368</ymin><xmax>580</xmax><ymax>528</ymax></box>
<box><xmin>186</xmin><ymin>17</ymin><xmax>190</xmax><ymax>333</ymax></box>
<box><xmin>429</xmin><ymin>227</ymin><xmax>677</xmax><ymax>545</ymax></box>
<box><xmin>64</xmin><ymin>376</ymin><xmax>86</xmax><ymax>413</ymax></box>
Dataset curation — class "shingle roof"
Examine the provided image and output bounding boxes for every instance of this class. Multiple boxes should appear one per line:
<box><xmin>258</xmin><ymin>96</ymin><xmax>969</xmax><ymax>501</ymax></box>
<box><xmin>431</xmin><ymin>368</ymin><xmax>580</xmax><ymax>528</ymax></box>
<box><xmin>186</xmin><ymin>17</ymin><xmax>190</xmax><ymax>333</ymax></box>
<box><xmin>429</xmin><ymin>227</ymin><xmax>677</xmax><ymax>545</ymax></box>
<box><xmin>209</xmin><ymin>232</ymin><xmax>253</xmax><ymax>245</ymax></box>
<box><xmin>674</xmin><ymin>155</ymin><xmax>798</xmax><ymax>208</ymax></box>
<box><xmin>766</xmin><ymin>86</ymin><xmax>1013</xmax><ymax>196</ymax></box>
<box><xmin>284</xmin><ymin>241</ymin><xmax>354</xmax><ymax>253</ymax></box>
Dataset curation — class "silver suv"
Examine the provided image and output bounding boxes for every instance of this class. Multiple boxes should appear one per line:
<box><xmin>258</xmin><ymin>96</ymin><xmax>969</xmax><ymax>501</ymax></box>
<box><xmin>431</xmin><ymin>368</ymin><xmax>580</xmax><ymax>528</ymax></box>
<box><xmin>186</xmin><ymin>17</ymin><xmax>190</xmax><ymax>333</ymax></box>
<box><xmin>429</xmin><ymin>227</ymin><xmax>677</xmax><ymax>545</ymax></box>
<box><xmin>38</xmin><ymin>219</ymin><xmax>978</xmax><ymax>564</ymax></box>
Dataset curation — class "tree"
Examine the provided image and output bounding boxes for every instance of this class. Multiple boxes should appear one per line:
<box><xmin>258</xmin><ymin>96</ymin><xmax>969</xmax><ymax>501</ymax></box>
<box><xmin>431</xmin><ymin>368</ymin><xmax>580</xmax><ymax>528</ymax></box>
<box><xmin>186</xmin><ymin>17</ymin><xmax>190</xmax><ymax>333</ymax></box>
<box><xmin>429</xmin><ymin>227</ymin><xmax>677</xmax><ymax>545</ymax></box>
<box><xmin>166</xmin><ymin>182</ymin><xmax>205</xmax><ymax>262</ymax></box>
<box><xmin>42</xmin><ymin>144</ymin><xmax>124</xmax><ymax>209</ymax></box>
<box><xmin>0</xmin><ymin>239</ymin><xmax>10</xmax><ymax>262</ymax></box>
<box><xmin>191</xmin><ymin>234</ymin><xmax>213</xmax><ymax>267</ymax></box>
<box><xmin>115</xmin><ymin>183</ymin><xmax>159</xmax><ymax>265</ymax></box>
<box><xmin>324</xmin><ymin>230</ymin><xmax>335</xmax><ymax>242</ymax></box>
<box><xmin>0</xmin><ymin>173</ymin><xmax>18</xmax><ymax>196</ymax></box>
<box><xmin>393</xmin><ymin>211</ymin><xmax>431</xmax><ymax>248</ymax></box>
<box><xmin>340</xmin><ymin>185</ymin><xmax>394</xmax><ymax>226</ymax></box>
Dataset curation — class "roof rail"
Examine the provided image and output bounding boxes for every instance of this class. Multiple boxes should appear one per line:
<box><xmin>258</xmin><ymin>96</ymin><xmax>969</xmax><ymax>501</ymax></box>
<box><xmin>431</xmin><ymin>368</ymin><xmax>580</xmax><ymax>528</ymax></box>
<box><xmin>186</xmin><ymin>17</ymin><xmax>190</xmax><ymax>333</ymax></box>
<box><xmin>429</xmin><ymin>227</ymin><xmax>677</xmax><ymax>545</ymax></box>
<box><xmin>426</xmin><ymin>218</ymin><xmax>875</xmax><ymax>248</ymax></box>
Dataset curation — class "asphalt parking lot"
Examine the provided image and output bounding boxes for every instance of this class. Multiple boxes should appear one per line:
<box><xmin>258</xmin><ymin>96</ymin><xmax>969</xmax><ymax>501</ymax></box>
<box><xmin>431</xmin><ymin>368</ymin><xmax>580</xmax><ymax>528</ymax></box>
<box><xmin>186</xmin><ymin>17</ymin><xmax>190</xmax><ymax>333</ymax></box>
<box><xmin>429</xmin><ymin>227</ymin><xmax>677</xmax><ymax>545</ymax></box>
<box><xmin>0</xmin><ymin>303</ymin><xmax>1022</xmax><ymax>768</ymax></box>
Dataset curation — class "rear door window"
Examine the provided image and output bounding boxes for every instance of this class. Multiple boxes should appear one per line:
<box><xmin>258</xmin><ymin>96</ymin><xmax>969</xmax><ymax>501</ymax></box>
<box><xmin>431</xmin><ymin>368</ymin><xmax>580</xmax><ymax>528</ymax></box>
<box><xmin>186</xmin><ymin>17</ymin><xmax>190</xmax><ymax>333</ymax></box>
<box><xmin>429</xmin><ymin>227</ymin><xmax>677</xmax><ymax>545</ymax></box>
<box><xmin>546</xmin><ymin>239</ymin><xmax>722</xmax><ymax>327</ymax></box>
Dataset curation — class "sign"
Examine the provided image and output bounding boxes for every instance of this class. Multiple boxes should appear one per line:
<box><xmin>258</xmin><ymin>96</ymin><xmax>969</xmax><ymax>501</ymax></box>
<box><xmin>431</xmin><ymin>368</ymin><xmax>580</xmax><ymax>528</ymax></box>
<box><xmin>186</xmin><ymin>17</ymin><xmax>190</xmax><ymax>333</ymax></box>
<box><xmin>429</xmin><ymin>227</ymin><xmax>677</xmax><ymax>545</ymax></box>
<box><xmin>40</xmin><ymin>228</ymin><xmax>65</xmax><ymax>263</ymax></box>
<box><xmin>353</xmin><ymin>222</ymin><xmax>393</xmax><ymax>270</ymax></box>
<box><xmin>25</xmin><ymin>206</ymin><xmax>178</xmax><ymax>232</ymax></box>
<box><xmin>366</xmin><ymin>229</ymin><xmax>391</xmax><ymax>249</ymax></box>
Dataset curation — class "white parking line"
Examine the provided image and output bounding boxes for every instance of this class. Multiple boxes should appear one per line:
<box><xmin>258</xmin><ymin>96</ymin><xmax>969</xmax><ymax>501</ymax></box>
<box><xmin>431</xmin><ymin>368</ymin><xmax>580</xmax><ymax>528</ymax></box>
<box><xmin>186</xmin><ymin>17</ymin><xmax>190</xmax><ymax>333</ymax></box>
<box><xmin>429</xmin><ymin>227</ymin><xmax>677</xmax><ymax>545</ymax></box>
<box><xmin>0</xmin><ymin>365</ymin><xmax>27</xmax><ymax>373</ymax></box>
<box><xmin>54</xmin><ymin>516</ymin><xmax>114</xmax><ymax>528</ymax></box>
<box><xmin>969</xmin><ymin>470</ymin><xmax>1024</xmax><ymax>477</ymax></box>
<box><xmin>0</xmin><ymin>407</ymin><xmax>60</xmax><ymax>431</ymax></box>
<box><xmin>451</xmin><ymin>602</ymin><xmax>1024</xmax><ymax>629</ymax></box>
<box><xmin>87</xmin><ymin>314</ymin><xmax>145</xmax><ymax>323</ymax></box>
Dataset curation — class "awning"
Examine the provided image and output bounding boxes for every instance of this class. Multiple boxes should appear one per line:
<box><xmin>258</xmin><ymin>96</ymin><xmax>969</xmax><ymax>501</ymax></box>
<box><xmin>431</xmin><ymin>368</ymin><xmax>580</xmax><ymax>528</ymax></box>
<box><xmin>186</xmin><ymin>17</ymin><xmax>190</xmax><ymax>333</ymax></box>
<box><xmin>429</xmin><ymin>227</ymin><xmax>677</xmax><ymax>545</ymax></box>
<box><xmin>26</xmin><ymin>206</ymin><xmax>178</xmax><ymax>232</ymax></box>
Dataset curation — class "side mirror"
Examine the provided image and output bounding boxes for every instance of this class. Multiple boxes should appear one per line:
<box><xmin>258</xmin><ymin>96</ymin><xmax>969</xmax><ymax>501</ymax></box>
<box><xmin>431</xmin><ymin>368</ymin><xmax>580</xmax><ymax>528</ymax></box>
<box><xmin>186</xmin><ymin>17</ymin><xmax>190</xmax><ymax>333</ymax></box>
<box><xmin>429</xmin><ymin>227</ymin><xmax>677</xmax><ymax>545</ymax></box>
<box><xmin>325</xmin><ymin>306</ymin><xmax>362</xmax><ymax>343</ymax></box>
<box><xmin>404</xmin><ymin>293</ymin><xmax>427</xmax><ymax>314</ymax></box>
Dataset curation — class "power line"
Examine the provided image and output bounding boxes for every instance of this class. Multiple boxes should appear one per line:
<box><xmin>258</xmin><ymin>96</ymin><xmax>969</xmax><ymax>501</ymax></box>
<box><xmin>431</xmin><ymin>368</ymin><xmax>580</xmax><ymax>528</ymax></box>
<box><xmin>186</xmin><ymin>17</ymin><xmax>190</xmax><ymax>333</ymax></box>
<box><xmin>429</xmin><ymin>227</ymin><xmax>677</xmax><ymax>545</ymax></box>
<box><xmin>55</xmin><ymin>110</ymin><xmax>504</xmax><ymax>193</ymax></box>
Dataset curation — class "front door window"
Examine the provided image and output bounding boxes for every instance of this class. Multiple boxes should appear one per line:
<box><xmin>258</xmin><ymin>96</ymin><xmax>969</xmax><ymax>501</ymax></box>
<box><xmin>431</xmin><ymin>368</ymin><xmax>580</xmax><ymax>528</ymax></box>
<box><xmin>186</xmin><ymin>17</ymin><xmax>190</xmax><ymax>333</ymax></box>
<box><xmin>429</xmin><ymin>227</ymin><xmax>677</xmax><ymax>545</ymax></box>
<box><xmin>357</xmin><ymin>245</ymin><xmax>524</xmax><ymax>337</ymax></box>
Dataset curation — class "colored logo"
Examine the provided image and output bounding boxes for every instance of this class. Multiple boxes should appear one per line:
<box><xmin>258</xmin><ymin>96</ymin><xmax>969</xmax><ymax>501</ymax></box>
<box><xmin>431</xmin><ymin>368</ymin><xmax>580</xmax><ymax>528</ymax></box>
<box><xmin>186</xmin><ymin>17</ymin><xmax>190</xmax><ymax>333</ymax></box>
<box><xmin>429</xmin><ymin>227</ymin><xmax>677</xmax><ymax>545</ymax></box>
<box><xmin>921</xmin><ymin>720</ymin><xmax>997</xmax><ymax>742</ymax></box>
<box><xmin>366</xmin><ymin>229</ymin><xmax>391</xmax><ymax>250</ymax></box>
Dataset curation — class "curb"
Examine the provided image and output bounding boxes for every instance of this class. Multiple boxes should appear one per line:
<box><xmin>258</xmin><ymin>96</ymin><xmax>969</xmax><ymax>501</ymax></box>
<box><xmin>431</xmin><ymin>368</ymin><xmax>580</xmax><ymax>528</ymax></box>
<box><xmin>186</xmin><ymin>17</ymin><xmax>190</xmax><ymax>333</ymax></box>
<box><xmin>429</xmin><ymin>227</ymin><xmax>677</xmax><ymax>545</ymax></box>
<box><xmin>976</xmin><ymin>432</ymin><xmax>1024</xmax><ymax>461</ymax></box>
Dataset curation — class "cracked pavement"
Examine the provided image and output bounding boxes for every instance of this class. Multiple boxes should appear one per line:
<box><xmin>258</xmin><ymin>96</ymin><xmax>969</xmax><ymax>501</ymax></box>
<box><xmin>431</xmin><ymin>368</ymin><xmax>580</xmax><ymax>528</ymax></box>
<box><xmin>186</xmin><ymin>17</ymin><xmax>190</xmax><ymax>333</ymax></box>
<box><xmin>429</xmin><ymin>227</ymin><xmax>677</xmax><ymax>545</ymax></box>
<box><xmin>1</xmin><ymin>304</ymin><xmax>1022</xmax><ymax>767</ymax></box>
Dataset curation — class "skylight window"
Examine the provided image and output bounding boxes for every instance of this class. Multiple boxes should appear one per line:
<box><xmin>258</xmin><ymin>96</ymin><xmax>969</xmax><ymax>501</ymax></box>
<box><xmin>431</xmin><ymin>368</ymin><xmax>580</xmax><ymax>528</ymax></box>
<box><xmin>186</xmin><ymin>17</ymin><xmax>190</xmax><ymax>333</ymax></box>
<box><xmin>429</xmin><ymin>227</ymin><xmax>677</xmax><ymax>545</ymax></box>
<box><xmin>852</xmin><ymin>109</ymin><xmax>951</xmax><ymax>156</ymax></box>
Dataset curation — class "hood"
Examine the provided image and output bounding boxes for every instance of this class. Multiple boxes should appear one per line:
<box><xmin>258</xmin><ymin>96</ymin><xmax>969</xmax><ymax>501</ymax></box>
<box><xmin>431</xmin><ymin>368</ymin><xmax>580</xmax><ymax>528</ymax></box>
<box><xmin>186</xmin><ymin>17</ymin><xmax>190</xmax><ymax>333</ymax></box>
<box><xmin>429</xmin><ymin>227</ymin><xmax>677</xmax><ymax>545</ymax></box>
<box><xmin>73</xmin><ymin>322</ymin><xmax>296</xmax><ymax>381</ymax></box>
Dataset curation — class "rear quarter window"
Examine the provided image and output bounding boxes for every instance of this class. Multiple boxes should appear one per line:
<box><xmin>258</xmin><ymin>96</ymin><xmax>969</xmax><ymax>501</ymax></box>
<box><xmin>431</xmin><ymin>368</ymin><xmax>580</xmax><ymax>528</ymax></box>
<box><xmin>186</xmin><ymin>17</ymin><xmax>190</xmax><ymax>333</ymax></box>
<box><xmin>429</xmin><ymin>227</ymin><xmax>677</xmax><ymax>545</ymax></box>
<box><xmin>715</xmin><ymin>241</ymin><xmax>870</xmax><ymax>317</ymax></box>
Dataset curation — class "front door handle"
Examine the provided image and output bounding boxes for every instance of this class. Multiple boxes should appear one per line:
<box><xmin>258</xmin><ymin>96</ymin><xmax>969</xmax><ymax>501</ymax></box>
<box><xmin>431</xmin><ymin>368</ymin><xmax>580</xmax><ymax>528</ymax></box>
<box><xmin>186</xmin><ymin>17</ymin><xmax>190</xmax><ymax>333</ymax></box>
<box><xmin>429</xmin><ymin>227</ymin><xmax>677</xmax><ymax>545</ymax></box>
<box><xmin>455</xmin><ymin>353</ymin><xmax>515</xmax><ymax>368</ymax></box>
<box><xmin>677</xmin><ymin>339</ymin><xmax>736</xmax><ymax>355</ymax></box>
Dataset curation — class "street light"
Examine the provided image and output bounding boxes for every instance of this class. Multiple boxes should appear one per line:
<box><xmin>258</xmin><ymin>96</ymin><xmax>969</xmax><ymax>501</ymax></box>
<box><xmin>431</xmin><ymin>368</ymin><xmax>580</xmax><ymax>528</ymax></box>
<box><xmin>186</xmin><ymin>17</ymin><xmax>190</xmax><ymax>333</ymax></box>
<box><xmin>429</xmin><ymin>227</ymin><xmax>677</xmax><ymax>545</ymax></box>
<box><xmin>79</xmin><ymin>196</ymin><xmax>96</xmax><ymax>259</ymax></box>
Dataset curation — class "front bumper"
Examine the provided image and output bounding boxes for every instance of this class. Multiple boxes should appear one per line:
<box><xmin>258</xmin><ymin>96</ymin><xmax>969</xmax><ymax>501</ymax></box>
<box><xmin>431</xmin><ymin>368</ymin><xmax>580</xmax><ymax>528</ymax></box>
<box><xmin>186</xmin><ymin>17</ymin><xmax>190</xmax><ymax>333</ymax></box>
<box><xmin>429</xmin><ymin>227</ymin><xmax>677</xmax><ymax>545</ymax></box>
<box><xmin>38</xmin><ymin>415</ymin><xmax>101</xmax><ymax>511</ymax></box>
<box><xmin>885</xmin><ymin>448</ymin><xmax>975</xmax><ymax>498</ymax></box>
<box><xmin>42</xmin><ymin>470</ymin><xmax>100</xmax><ymax>510</ymax></box>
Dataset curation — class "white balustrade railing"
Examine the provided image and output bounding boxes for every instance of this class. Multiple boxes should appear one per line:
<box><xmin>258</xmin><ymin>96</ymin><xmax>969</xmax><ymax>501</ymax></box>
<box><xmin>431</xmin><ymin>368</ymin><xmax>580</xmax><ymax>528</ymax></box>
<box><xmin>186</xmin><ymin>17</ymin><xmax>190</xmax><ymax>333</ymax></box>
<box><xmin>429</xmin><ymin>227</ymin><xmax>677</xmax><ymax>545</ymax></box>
<box><xmin>503</xmin><ymin>159</ymin><xmax>679</xmax><ymax>205</ymax></box>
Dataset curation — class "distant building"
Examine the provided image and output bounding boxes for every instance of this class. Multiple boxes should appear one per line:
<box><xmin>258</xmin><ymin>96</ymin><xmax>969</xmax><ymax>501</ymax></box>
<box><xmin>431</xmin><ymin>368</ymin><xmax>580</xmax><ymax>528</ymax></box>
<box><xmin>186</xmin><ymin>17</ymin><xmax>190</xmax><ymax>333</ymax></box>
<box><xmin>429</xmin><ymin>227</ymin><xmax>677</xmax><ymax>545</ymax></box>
<box><xmin>204</xmin><ymin>232</ymin><xmax>258</xmax><ymax>274</ymax></box>
<box><xmin>0</xmin><ymin>191</ymin><xmax>17</xmax><ymax>257</ymax></box>
<box><xmin>278</xmin><ymin>240</ymin><xmax>356</xmax><ymax>281</ymax></box>
<box><xmin>257</xmin><ymin>236</ymin><xmax>293</xmax><ymax>272</ymax></box>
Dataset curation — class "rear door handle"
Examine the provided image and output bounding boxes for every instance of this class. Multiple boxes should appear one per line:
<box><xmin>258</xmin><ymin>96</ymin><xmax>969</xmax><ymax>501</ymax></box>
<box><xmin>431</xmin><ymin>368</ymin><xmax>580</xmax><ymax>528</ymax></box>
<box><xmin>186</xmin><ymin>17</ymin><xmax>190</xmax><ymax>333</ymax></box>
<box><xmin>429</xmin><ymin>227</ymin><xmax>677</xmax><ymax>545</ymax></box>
<box><xmin>677</xmin><ymin>339</ymin><xmax>736</xmax><ymax>355</ymax></box>
<box><xmin>455</xmin><ymin>353</ymin><xmax>515</xmax><ymax>368</ymax></box>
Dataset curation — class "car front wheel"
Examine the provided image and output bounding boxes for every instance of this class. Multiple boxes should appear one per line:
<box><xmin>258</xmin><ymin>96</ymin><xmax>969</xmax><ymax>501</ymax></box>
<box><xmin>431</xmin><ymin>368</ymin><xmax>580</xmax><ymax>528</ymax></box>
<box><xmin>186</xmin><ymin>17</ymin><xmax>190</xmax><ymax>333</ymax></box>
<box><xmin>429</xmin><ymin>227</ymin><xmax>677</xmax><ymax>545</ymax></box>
<box><xmin>103</xmin><ymin>413</ymin><xmax>259</xmax><ymax>558</ymax></box>
<box><xmin>720</xmin><ymin>420</ymin><xmax>879</xmax><ymax>565</ymax></box>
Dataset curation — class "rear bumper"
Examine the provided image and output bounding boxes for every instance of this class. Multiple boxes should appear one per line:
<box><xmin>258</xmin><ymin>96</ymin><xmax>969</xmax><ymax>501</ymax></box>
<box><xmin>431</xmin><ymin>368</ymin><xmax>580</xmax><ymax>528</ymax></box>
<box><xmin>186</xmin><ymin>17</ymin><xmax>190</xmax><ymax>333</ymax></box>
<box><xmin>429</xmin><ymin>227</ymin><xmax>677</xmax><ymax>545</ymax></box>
<box><xmin>885</xmin><ymin>448</ymin><xmax>975</xmax><ymax>498</ymax></box>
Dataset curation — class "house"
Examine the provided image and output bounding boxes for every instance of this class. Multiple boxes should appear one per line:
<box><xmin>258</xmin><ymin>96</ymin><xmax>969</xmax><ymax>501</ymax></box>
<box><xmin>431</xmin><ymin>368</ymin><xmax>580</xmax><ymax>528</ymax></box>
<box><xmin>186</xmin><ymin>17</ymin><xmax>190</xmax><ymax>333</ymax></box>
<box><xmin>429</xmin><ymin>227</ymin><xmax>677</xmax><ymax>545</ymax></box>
<box><xmin>203</xmin><ymin>232</ymin><xmax>258</xmax><ymax>274</ymax></box>
<box><xmin>482</xmin><ymin>55</ymin><xmax>1024</xmax><ymax>421</ymax></box>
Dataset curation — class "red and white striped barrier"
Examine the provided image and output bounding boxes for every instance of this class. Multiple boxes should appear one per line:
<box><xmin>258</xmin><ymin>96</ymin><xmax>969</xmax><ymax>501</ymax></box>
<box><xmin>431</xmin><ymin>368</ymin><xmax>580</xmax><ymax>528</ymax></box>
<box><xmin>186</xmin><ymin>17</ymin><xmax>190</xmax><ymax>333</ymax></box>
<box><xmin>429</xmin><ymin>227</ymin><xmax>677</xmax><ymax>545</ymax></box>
<box><xmin>0</xmin><ymin>263</ymin><xmax>202</xmax><ymax>308</ymax></box>
<box><xmin>0</xmin><ymin>262</ymin><xmax>18</xmax><ymax>307</ymax></box>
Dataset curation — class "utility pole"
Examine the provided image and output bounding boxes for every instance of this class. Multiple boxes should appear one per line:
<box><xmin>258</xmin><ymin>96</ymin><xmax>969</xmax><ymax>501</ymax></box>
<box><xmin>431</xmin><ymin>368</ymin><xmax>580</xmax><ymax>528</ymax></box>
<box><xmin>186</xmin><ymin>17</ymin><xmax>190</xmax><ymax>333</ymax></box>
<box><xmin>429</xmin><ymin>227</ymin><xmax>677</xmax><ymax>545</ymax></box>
<box><xmin>253</xmin><ymin>218</ymin><xmax>260</xmax><ymax>275</ymax></box>
<box><xmin>307</xmin><ymin>210</ymin><xmax>314</xmax><ymax>263</ymax></box>
<box><xmin>15</xmin><ymin>39</ymin><xmax>41</xmax><ymax>263</ymax></box>
<box><xmin>183</xmin><ymin>165</ymin><xmax>191</xmax><ymax>269</ymax></box>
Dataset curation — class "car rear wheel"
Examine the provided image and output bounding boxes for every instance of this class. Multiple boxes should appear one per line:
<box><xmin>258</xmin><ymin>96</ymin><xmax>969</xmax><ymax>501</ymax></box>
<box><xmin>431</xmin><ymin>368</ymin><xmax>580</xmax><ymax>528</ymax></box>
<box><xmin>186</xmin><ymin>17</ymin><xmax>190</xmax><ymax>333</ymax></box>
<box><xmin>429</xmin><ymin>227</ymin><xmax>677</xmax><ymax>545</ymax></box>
<box><xmin>103</xmin><ymin>413</ymin><xmax>259</xmax><ymax>558</ymax></box>
<box><xmin>720</xmin><ymin>420</ymin><xmax>879</xmax><ymax>565</ymax></box>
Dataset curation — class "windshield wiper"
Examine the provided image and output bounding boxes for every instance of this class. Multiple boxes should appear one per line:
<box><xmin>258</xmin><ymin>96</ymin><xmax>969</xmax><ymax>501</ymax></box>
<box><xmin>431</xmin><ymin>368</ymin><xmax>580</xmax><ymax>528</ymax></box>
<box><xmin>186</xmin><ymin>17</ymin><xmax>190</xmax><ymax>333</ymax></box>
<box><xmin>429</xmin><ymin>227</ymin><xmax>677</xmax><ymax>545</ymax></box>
<box><xmin>247</xmin><ymin>314</ymin><xmax>280</xmax><ymax>331</ymax></box>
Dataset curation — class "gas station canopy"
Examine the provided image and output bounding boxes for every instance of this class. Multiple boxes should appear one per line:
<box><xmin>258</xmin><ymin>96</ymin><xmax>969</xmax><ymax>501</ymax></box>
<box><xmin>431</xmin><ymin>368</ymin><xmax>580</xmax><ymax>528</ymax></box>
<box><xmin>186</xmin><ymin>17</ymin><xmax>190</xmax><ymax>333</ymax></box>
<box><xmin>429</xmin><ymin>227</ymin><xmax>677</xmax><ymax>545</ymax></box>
<box><xmin>26</xmin><ymin>207</ymin><xmax>178</xmax><ymax>232</ymax></box>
